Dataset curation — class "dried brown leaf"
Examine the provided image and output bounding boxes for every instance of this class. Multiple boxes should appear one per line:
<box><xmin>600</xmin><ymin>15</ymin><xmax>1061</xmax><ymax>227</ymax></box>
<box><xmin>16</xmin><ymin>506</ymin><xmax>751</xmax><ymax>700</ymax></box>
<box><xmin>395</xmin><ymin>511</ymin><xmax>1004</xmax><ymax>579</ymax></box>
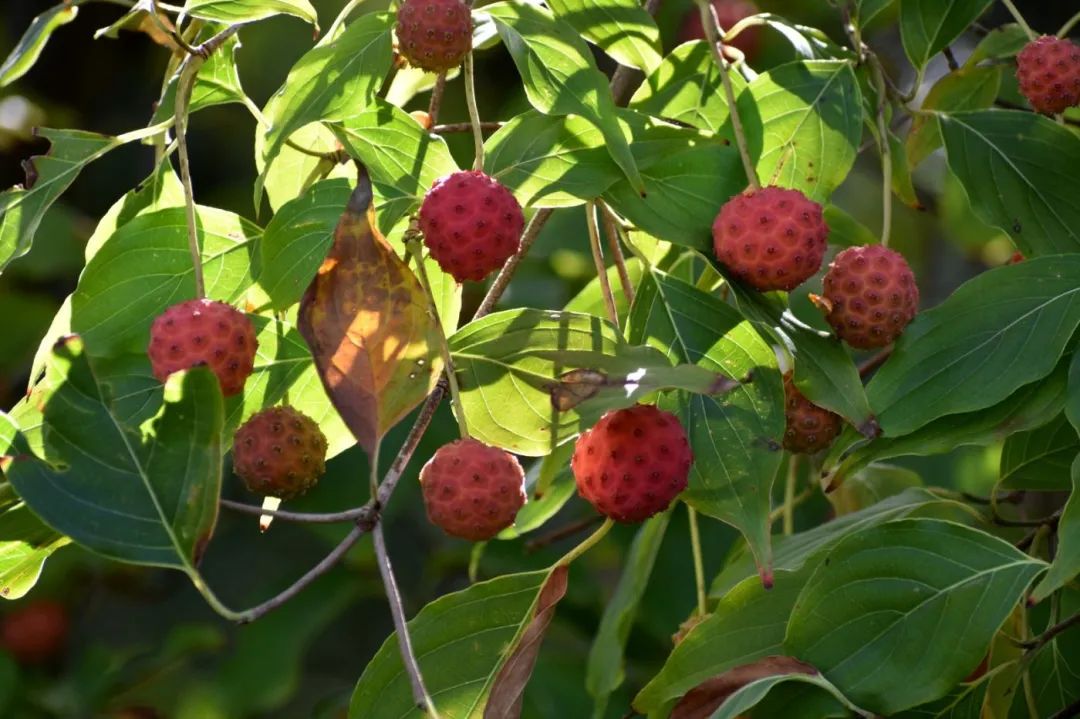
<box><xmin>671</xmin><ymin>655</ymin><xmax>818</xmax><ymax>719</ymax></box>
<box><xmin>299</xmin><ymin>167</ymin><xmax>441</xmax><ymax>455</ymax></box>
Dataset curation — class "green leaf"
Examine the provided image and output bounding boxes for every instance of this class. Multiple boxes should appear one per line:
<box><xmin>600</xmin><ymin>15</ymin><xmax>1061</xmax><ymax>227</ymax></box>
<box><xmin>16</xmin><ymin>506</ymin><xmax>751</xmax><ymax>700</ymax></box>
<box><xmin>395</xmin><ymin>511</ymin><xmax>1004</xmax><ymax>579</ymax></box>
<box><xmin>257</xmin><ymin>12</ymin><xmax>393</xmax><ymax>201</ymax></box>
<box><xmin>855</xmin><ymin>0</ymin><xmax>895</xmax><ymax>26</ymax></box>
<box><xmin>710</xmin><ymin>487</ymin><xmax>956</xmax><ymax>598</ymax></box>
<box><xmin>1069</xmin><ymin>351</ymin><xmax>1080</xmax><ymax>433</ymax></box>
<box><xmin>900</xmin><ymin>0</ymin><xmax>994</xmax><ymax>70</ymax></box>
<box><xmin>0</xmin><ymin>486</ymin><xmax>70</xmax><ymax>600</ymax></box>
<box><xmin>564</xmin><ymin>256</ymin><xmax>643</xmax><ymax>320</ymax></box>
<box><xmin>330</xmin><ymin>100</ymin><xmax>460</xmax><ymax>232</ymax></box>
<box><xmin>785</xmin><ymin>519</ymin><xmax>1044</xmax><ymax>715</ymax></box>
<box><xmin>85</xmin><ymin>161</ymin><xmax>186</xmax><ymax>261</ymax></box>
<box><xmin>823</xmin><ymin>204</ymin><xmax>878</xmax><ymax>248</ymax></box>
<box><xmin>892</xmin><ymin>679</ymin><xmax>988</xmax><ymax>718</ymax></box>
<box><xmin>485</xmin><ymin>1</ymin><xmax>644</xmax><ymax>194</ymax></box>
<box><xmin>449</xmin><ymin>308</ymin><xmax>677</xmax><ymax>456</ymax></box>
<box><xmin>602</xmin><ymin>115</ymin><xmax>744</xmax><ymax>251</ymax></box>
<box><xmin>547</xmin><ymin>0</ymin><xmax>662</xmax><ymax>73</ymax></box>
<box><xmin>71</xmin><ymin>206</ymin><xmax>258</xmax><ymax>356</ymax></box>
<box><xmin>939</xmin><ymin>110</ymin><xmax>1080</xmax><ymax>257</ymax></box>
<box><xmin>629</xmin><ymin>41</ymin><xmax>746</xmax><ymax>133</ymax></box>
<box><xmin>256</xmin><ymin>178</ymin><xmax>350</xmax><ymax>310</ymax></box>
<box><xmin>484</xmin><ymin>111</ymin><xmax>619</xmax><ymax>208</ymax></box>
<box><xmin>349</xmin><ymin>568</ymin><xmax>565</xmax><ymax>718</ymax></box>
<box><xmin>1026</xmin><ymin>589</ymin><xmax>1080</xmax><ymax>714</ymax></box>
<box><xmin>151</xmin><ymin>26</ymin><xmax>247</xmax><ymax>124</ymax></box>
<box><xmin>829</xmin><ymin>463</ymin><xmax>923</xmax><ymax>516</ymax></box>
<box><xmin>0</xmin><ymin>337</ymin><xmax>224</xmax><ymax>569</ymax></box>
<box><xmin>1031</xmin><ymin>457</ymin><xmax>1080</xmax><ymax>602</ymax></box>
<box><xmin>753</xmin><ymin>15</ymin><xmax>857</xmax><ymax>61</ymax></box>
<box><xmin>727</xmin><ymin>283</ymin><xmax>876</xmax><ymax>434</ymax></box>
<box><xmin>963</xmin><ymin>23</ymin><xmax>1028</xmax><ymax>67</ymax></box>
<box><xmin>183</xmin><ymin>0</ymin><xmax>318</xmax><ymax>27</ymax></box>
<box><xmin>828</xmin><ymin>359</ymin><xmax>1068</xmax><ymax>486</ymax></box>
<box><xmin>737</xmin><ymin>60</ymin><xmax>862</xmax><ymax>202</ymax></box>
<box><xmin>705</xmin><ymin>672</ymin><xmax>862</xmax><ymax>719</ymax></box>
<box><xmin>255</xmin><ymin>122</ymin><xmax>353</xmax><ymax>213</ymax></box>
<box><xmin>633</xmin><ymin>565</ymin><xmax>816</xmax><ymax>714</ymax></box>
<box><xmin>0</xmin><ymin>5</ymin><xmax>78</xmax><ymax>87</ymax></box>
<box><xmin>628</xmin><ymin>271</ymin><xmax>783</xmax><ymax>578</ymax></box>
<box><xmin>906</xmin><ymin>66</ymin><xmax>1001</xmax><ymax>169</ymax></box>
<box><xmin>496</xmin><ymin>445</ymin><xmax>577</xmax><ymax>539</ymax></box>
<box><xmin>586</xmin><ymin>512</ymin><xmax>670</xmax><ymax>713</ymax></box>
<box><xmin>867</xmin><ymin>256</ymin><xmax>1080</xmax><ymax>436</ymax></box>
<box><xmin>1</xmin><ymin>129</ymin><xmax>127</xmax><ymax>273</ymax></box>
<box><xmin>999</xmin><ymin>413</ymin><xmax>1079</xmax><ymax>491</ymax></box>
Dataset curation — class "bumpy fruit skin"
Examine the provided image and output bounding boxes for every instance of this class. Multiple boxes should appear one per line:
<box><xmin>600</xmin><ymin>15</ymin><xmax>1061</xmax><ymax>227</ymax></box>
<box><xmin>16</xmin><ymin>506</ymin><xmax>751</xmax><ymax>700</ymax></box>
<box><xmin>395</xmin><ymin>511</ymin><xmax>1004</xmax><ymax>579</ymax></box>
<box><xmin>419</xmin><ymin>170</ymin><xmax>525</xmax><ymax>282</ymax></box>
<box><xmin>822</xmin><ymin>245</ymin><xmax>919</xmax><ymax>350</ymax></box>
<box><xmin>571</xmin><ymin>405</ymin><xmax>693</xmax><ymax>523</ymax></box>
<box><xmin>713</xmin><ymin>186</ymin><xmax>829</xmax><ymax>292</ymax></box>
<box><xmin>1016</xmin><ymin>36</ymin><xmax>1080</xmax><ymax>115</ymax></box>
<box><xmin>148</xmin><ymin>299</ymin><xmax>256</xmax><ymax>397</ymax></box>
<box><xmin>233</xmin><ymin>406</ymin><xmax>328</xmax><ymax>500</ymax></box>
<box><xmin>419</xmin><ymin>438</ymin><xmax>526</xmax><ymax>541</ymax></box>
<box><xmin>782</xmin><ymin>372</ymin><xmax>842</xmax><ymax>454</ymax></box>
<box><xmin>679</xmin><ymin>0</ymin><xmax>761</xmax><ymax>63</ymax></box>
<box><xmin>396</xmin><ymin>0</ymin><xmax>472</xmax><ymax>73</ymax></box>
<box><xmin>0</xmin><ymin>600</ymin><xmax>68</xmax><ymax>664</ymax></box>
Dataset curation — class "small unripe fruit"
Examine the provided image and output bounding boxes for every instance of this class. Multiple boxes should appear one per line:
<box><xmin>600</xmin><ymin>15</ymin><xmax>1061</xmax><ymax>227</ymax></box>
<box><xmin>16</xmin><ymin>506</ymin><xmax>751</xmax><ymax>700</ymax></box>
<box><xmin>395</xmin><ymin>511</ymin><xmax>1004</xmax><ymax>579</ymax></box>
<box><xmin>679</xmin><ymin>0</ymin><xmax>762</xmax><ymax>63</ymax></box>
<box><xmin>1016</xmin><ymin>36</ymin><xmax>1080</xmax><ymax>115</ymax></box>
<box><xmin>782</xmin><ymin>372</ymin><xmax>842</xmax><ymax>454</ymax></box>
<box><xmin>419</xmin><ymin>170</ymin><xmax>525</xmax><ymax>282</ymax></box>
<box><xmin>233</xmin><ymin>406</ymin><xmax>328</xmax><ymax>500</ymax></box>
<box><xmin>419</xmin><ymin>438</ymin><xmax>526</xmax><ymax>541</ymax></box>
<box><xmin>148</xmin><ymin>299</ymin><xmax>257</xmax><ymax>397</ymax></box>
<box><xmin>571</xmin><ymin>405</ymin><xmax>693</xmax><ymax>523</ymax></box>
<box><xmin>713</xmin><ymin>186</ymin><xmax>829</xmax><ymax>292</ymax></box>
<box><xmin>821</xmin><ymin>245</ymin><xmax>919</xmax><ymax>350</ymax></box>
<box><xmin>396</xmin><ymin>0</ymin><xmax>472</xmax><ymax>73</ymax></box>
<box><xmin>0</xmin><ymin>600</ymin><xmax>68</xmax><ymax>664</ymax></box>
<box><xmin>410</xmin><ymin>110</ymin><xmax>434</xmax><ymax>130</ymax></box>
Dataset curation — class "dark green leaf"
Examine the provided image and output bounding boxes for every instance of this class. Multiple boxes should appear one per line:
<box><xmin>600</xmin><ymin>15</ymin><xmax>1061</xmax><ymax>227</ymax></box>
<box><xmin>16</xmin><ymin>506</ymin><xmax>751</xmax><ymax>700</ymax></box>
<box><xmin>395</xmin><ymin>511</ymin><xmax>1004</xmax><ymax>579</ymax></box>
<box><xmin>628</xmin><ymin>271</ymin><xmax>783</xmax><ymax>578</ymax></box>
<box><xmin>906</xmin><ymin>66</ymin><xmax>1001</xmax><ymax>169</ymax></box>
<box><xmin>868</xmin><ymin>255</ymin><xmax>1080</xmax><ymax>436</ymax></box>
<box><xmin>586</xmin><ymin>512</ymin><xmax>670</xmax><ymax>712</ymax></box>
<box><xmin>999</xmin><ymin>413</ymin><xmax>1078</xmax><ymax>491</ymax></box>
<box><xmin>485</xmin><ymin>1</ymin><xmax>644</xmax><ymax>194</ymax></box>
<box><xmin>829</xmin><ymin>463</ymin><xmax>923</xmax><ymax>516</ymax></box>
<box><xmin>785</xmin><ymin>519</ymin><xmax>1044</xmax><ymax>715</ymax></box>
<box><xmin>183</xmin><ymin>0</ymin><xmax>318</xmax><ymax>26</ymax></box>
<box><xmin>1</xmin><ymin>337</ymin><xmax>224</xmax><ymax>569</ymax></box>
<box><xmin>1030</xmin><ymin>457</ymin><xmax>1080</xmax><ymax>602</ymax></box>
<box><xmin>855</xmin><ymin>0</ymin><xmax>894</xmax><ymax>26</ymax></box>
<box><xmin>900</xmin><ymin>0</ymin><xmax>994</xmax><ymax>70</ymax></box>
<box><xmin>1069</xmin><ymin>351</ymin><xmax>1080</xmax><ymax>433</ymax></box>
<box><xmin>547</xmin><ymin>0</ymin><xmax>662</xmax><ymax>73</ymax></box>
<box><xmin>629</xmin><ymin>41</ymin><xmax>745</xmax><ymax>132</ymax></box>
<box><xmin>0</xmin><ymin>5</ymin><xmax>78</xmax><ymax>87</ymax></box>
<box><xmin>939</xmin><ymin>110</ymin><xmax>1080</xmax><ymax>256</ymax></box>
<box><xmin>705</xmin><ymin>672</ymin><xmax>861</xmax><ymax>719</ymax></box>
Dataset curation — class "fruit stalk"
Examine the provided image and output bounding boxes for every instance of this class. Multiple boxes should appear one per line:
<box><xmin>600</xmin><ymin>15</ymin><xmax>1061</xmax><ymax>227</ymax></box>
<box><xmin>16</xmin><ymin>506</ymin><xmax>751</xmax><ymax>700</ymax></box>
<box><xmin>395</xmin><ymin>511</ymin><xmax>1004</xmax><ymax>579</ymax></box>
<box><xmin>586</xmin><ymin>201</ymin><xmax>620</xmax><ymax>327</ymax></box>
<box><xmin>556</xmin><ymin>517</ymin><xmax>614</xmax><ymax>567</ymax></box>
<box><xmin>782</xmin><ymin>456</ymin><xmax>798</xmax><ymax>536</ymax></box>
<box><xmin>695</xmin><ymin>0</ymin><xmax>760</xmax><ymax>190</ymax></box>
<box><xmin>687</xmin><ymin>506</ymin><xmax>708</xmax><ymax>616</ymax></box>
<box><xmin>463</xmin><ymin>52</ymin><xmax>485</xmax><ymax>170</ymax></box>
<box><xmin>600</xmin><ymin>202</ymin><xmax>636</xmax><ymax>305</ymax></box>
<box><xmin>869</xmin><ymin>56</ymin><xmax>893</xmax><ymax>248</ymax></box>
<box><xmin>1000</xmin><ymin>0</ymin><xmax>1036</xmax><ymax>40</ymax></box>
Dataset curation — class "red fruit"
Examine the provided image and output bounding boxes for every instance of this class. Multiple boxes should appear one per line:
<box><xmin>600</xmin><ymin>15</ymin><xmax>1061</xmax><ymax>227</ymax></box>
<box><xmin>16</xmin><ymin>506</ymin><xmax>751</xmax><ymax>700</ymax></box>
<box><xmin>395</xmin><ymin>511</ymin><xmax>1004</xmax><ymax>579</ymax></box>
<box><xmin>679</xmin><ymin>0</ymin><xmax>761</xmax><ymax>62</ymax></box>
<box><xmin>1016</xmin><ymin>35</ymin><xmax>1080</xmax><ymax>115</ymax></box>
<box><xmin>782</xmin><ymin>372</ymin><xmax>842</xmax><ymax>454</ymax></box>
<box><xmin>419</xmin><ymin>170</ymin><xmax>525</xmax><ymax>282</ymax></box>
<box><xmin>233</xmin><ymin>406</ymin><xmax>328</xmax><ymax>500</ymax></box>
<box><xmin>419</xmin><ymin>438</ymin><xmax>526</xmax><ymax>541</ymax></box>
<box><xmin>571</xmin><ymin>405</ymin><xmax>693</xmax><ymax>523</ymax></box>
<box><xmin>148</xmin><ymin>299</ymin><xmax>257</xmax><ymax>397</ymax></box>
<box><xmin>0</xmin><ymin>600</ymin><xmax>68</xmax><ymax>664</ymax></box>
<box><xmin>396</xmin><ymin>0</ymin><xmax>472</xmax><ymax>73</ymax></box>
<box><xmin>821</xmin><ymin>245</ymin><xmax>919</xmax><ymax>350</ymax></box>
<box><xmin>713</xmin><ymin>186</ymin><xmax>829</xmax><ymax>292</ymax></box>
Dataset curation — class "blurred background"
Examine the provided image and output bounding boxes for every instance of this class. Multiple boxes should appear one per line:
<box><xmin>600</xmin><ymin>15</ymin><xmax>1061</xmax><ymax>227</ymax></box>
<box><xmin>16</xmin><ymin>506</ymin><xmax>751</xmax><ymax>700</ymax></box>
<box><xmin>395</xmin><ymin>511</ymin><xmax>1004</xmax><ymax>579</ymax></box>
<box><xmin>0</xmin><ymin>0</ymin><xmax>1075</xmax><ymax>716</ymax></box>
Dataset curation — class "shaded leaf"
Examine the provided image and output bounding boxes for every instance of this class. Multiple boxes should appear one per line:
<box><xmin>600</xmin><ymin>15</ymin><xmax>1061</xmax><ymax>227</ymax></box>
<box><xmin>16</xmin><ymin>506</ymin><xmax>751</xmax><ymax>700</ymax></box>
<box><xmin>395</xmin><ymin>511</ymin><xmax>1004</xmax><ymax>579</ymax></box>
<box><xmin>785</xmin><ymin>519</ymin><xmax>1044</xmax><ymax>715</ymax></box>
<box><xmin>0</xmin><ymin>337</ymin><xmax>224</xmax><ymax>569</ymax></box>
<box><xmin>854</xmin><ymin>0</ymin><xmax>894</xmax><ymax>26</ymax></box>
<box><xmin>0</xmin><ymin>5</ymin><xmax>78</xmax><ymax>88</ymax></box>
<box><xmin>547</xmin><ymin>0</ymin><xmax>662</xmax><ymax>73</ymax></box>
<box><xmin>485</xmin><ymin>1</ymin><xmax>644</xmax><ymax>194</ymax></box>
<box><xmin>1069</xmin><ymin>351</ymin><xmax>1080</xmax><ymax>434</ymax></box>
<box><xmin>496</xmin><ymin>445</ymin><xmax>577</xmax><ymax>539</ymax></box>
<box><xmin>151</xmin><ymin>25</ymin><xmax>247</xmax><ymax>124</ymax></box>
<box><xmin>900</xmin><ymin>0</ymin><xmax>994</xmax><ymax>70</ymax></box>
<box><xmin>1030</xmin><ymin>457</ymin><xmax>1080</xmax><ymax>602</ymax></box>
<box><xmin>349</xmin><ymin>569</ymin><xmax>566</xmax><ymax>718</ymax></box>
<box><xmin>672</xmin><ymin>656</ymin><xmax>818</xmax><ymax>719</ymax></box>
<box><xmin>0</xmin><ymin>487</ymin><xmax>70</xmax><ymax>600</ymax></box>
<box><xmin>906</xmin><ymin>66</ymin><xmax>1001</xmax><ymax>169</ymax></box>
<box><xmin>939</xmin><ymin>110</ymin><xmax>1080</xmax><ymax>257</ymax></box>
<box><xmin>255</xmin><ymin>122</ymin><xmax>352</xmax><ymax>213</ymax></box>
<box><xmin>298</xmin><ymin>171</ymin><xmax>441</xmax><ymax>456</ymax></box>
<box><xmin>964</xmin><ymin>23</ymin><xmax>1028</xmax><ymax>67</ymax></box>
<box><xmin>867</xmin><ymin>256</ymin><xmax>1080</xmax><ymax>436</ymax></box>
<box><xmin>999</xmin><ymin>412</ymin><xmax>1078</xmax><ymax>491</ymax></box>
<box><xmin>586</xmin><ymin>512</ymin><xmax>671</xmax><ymax>713</ymax></box>
<box><xmin>829</xmin><ymin>463</ymin><xmax>923</xmax><ymax>516</ymax></box>
<box><xmin>183</xmin><ymin>0</ymin><xmax>319</xmax><ymax>27</ymax></box>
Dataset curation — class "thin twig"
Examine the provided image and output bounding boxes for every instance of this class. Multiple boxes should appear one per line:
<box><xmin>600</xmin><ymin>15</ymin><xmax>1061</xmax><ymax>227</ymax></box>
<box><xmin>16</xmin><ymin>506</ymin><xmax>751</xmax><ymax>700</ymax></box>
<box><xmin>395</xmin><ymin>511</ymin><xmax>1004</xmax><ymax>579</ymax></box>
<box><xmin>586</xmin><ymin>202</ymin><xmax>619</xmax><ymax>326</ymax></box>
<box><xmin>942</xmin><ymin>46</ymin><xmax>960</xmax><ymax>71</ymax></box>
<box><xmin>1000</xmin><ymin>0</ymin><xmax>1037</xmax><ymax>40</ymax></box>
<box><xmin>857</xmin><ymin>346</ymin><xmax>893</xmax><ymax>377</ymax></box>
<box><xmin>782</xmin><ymin>456</ymin><xmax>799</xmax><ymax>536</ymax></box>
<box><xmin>556</xmin><ymin>518</ymin><xmax>614</xmax><ymax>566</ymax></box>
<box><xmin>768</xmin><ymin>485</ymin><xmax>815</xmax><ymax>524</ymax></box>
<box><xmin>1060</xmin><ymin>9</ymin><xmax>1080</xmax><ymax>37</ymax></box>
<box><xmin>474</xmin><ymin>209</ymin><xmax>555</xmax><ymax>319</ymax></box>
<box><xmin>1022</xmin><ymin>611</ymin><xmax>1080</xmax><ymax>653</ymax></box>
<box><xmin>600</xmin><ymin>203</ymin><xmax>635</xmax><ymax>305</ymax></box>
<box><xmin>687</xmin><ymin>506</ymin><xmax>708</xmax><ymax>616</ymax></box>
<box><xmin>373</xmin><ymin>524</ymin><xmax>440</xmax><ymax>716</ymax></box>
<box><xmin>220</xmin><ymin>498</ymin><xmax>374</xmax><ymax>524</ymax></box>
<box><xmin>992</xmin><ymin>508</ymin><xmax>1062</xmax><ymax>529</ymax></box>
<box><xmin>432</xmin><ymin>121</ymin><xmax>504</xmax><ymax>134</ymax></box>
<box><xmin>696</xmin><ymin>0</ymin><xmax>759</xmax><ymax>190</ymax></box>
<box><xmin>869</xmin><ymin>56</ymin><xmax>893</xmax><ymax>248</ymax></box>
<box><xmin>1049</xmin><ymin>698</ymin><xmax>1080</xmax><ymax>719</ymax></box>
<box><xmin>463</xmin><ymin>52</ymin><xmax>485</xmax><ymax>170</ymax></box>
<box><xmin>524</xmin><ymin>515</ymin><xmax>605</xmax><ymax>553</ymax></box>
<box><xmin>147</xmin><ymin>0</ymin><xmax>200</xmax><ymax>56</ymax></box>
<box><xmin>427</xmin><ymin>73</ymin><xmax>448</xmax><ymax>126</ymax></box>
